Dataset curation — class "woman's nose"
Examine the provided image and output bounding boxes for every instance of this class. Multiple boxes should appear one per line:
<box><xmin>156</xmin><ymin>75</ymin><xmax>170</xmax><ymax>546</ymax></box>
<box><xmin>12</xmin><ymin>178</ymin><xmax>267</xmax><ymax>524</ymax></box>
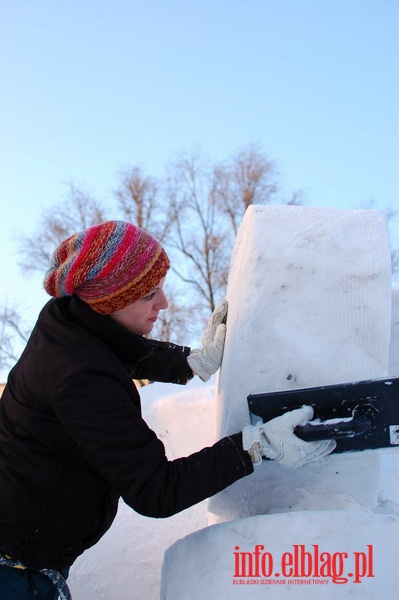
<box><xmin>157</xmin><ymin>290</ymin><xmax>169</xmax><ymax>310</ymax></box>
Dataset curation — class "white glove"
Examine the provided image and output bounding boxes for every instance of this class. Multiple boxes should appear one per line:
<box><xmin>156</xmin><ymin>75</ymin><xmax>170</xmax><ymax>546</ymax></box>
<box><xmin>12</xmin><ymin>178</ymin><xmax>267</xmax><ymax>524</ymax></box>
<box><xmin>187</xmin><ymin>300</ymin><xmax>228</xmax><ymax>382</ymax></box>
<box><xmin>242</xmin><ymin>406</ymin><xmax>336</xmax><ymax>468</ymax></box>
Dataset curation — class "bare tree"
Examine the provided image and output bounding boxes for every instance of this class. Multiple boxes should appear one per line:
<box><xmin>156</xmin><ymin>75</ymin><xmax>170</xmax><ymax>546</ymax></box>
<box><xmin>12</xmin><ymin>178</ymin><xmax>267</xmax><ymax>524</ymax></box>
<box><xmin>284</xmin><ymin>189</ymin><xmax>306</xmax><ymax>206</ymax></box>
<box><xmin>151</xmin><ymin>289</ymin><xmax>196</xmax><ymax>344</ymax></box>
<box><xmin>17</xmin><ymin>183</ymin><xmax>109</xmax><ymax>274</ymax></box>
<box><xmin>213</xmin><ymin>144</ymin><xmax>278</xmax><ymax>235</ymax></box>
<box><xmin>0</xmin><ymin>303</ymin><xmax>30</xmax><ymax>371</ymax></box>
<box><xmin>114</xmin><ymin>166</ymin><xmax>172</xmax><ymax>244</ymax></box>
<box><xmin>8</xmin><ymin>144</ymin><xmax>308</xmax><ymax>356</ymax></box>
<box><xmin>165</xmin><ymin>150</ymin><xmax>231</xmax><ymax>313</ymax></box>
<box><xmin>1</xmin><ymin>185</ymin><xmax>109</xmax><ymax>372</ymax></box>
<box><xmin>164</xmin><ymin>145</ymin><xmax>297</xmax><ymax>315</ymax></box>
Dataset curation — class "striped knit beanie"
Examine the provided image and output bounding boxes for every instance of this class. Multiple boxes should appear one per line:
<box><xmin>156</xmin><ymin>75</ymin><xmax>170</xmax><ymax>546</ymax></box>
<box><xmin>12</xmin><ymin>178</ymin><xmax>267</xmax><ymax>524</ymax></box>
<box><xmin>44</xmin><ymin>221</ymin><xmax>170</xmax><ymax>314</ymax></box>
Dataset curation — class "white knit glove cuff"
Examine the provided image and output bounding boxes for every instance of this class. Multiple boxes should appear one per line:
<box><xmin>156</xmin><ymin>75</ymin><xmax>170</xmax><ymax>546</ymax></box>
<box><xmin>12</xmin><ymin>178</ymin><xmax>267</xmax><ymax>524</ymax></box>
<box><xmin>242</xmin><ymin>422</ymin><xmax>278</xmax><ymax>465</ymax></box>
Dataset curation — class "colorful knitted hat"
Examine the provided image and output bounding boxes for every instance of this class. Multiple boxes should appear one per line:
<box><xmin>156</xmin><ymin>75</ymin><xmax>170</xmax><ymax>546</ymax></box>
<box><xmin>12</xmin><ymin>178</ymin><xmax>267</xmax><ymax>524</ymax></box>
<box><xmin>44</xmin><ymin>221</ymin><xmax>170</xmax><ymax>314</ymax></box>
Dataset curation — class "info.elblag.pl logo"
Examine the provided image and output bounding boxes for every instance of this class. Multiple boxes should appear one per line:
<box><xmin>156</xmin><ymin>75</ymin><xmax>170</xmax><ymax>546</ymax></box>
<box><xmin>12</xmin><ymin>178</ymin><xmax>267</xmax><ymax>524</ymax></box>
<box><xmin>233</xmin><ymin>543</ymin><xmax>374</xmax><ymax>586</ymax></box>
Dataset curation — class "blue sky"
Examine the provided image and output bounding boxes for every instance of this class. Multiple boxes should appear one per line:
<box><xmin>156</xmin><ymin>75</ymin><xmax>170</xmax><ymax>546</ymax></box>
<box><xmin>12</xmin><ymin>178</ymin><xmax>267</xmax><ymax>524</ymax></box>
<box><xmin>0</xmin><ymin>0</ymin><xmax>398</xmax><ymax>376</ymax></box>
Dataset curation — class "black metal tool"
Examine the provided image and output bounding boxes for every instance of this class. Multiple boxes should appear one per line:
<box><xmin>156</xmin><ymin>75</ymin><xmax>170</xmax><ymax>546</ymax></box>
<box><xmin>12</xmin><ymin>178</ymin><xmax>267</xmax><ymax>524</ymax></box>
<box><xmin>248</xmin><ymin>377</ymin><xmax>399</xmax><ymax>453</ymax></box>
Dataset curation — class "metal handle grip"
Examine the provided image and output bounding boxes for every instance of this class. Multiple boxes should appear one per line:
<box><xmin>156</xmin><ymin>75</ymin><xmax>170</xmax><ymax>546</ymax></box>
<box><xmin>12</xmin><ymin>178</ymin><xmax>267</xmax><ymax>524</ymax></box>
<box><xmin>294</xmin><ymin>404</ymin><xmax>378</xmax><ymax>441</ymax></box>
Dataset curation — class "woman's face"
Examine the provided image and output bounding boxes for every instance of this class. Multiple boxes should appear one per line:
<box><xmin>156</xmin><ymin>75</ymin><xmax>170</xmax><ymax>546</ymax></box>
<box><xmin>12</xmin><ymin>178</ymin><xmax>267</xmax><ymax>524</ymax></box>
<box><xmin>109</xmin><ymin>277</ymin><xmax>168</xmax><ymax>335</ymax></box>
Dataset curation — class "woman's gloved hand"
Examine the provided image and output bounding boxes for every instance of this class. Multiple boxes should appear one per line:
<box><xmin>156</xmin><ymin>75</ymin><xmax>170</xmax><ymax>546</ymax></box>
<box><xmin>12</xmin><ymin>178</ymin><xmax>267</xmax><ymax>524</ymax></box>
<box><xmin>242</xmin><ymin>406</ymin><xmax>336</xmax><ymax>467</ymax></box>
<box><xmin>187</xmin><ymin>300</ymin><xmax>228</xmax><ymax>382</ymax></box>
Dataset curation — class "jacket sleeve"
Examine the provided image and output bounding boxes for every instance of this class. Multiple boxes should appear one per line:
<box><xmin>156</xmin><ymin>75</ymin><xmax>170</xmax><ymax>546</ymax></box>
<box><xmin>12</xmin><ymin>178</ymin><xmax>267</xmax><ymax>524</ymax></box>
<box><xmin>130</xmin><ymin>339</ymin><xmax>194</xmax><ymax>384</ymax></box>
<box><xmin>125</xmin><ymin>432</ymin><xmax>253</xmax><ymax>518</ymax></box>
<box><xmin>53</xmin><ymin>362</ymin><xmax>253</xmax><ymax>518</ymax></box>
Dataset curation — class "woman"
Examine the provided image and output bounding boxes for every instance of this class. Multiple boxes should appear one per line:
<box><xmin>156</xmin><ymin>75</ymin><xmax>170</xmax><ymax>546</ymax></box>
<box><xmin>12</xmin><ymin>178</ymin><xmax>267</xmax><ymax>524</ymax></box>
<box><xmin>0</xmin><ymin>220</ymin><xmax>334</xmax><ymax>599</ymax></box>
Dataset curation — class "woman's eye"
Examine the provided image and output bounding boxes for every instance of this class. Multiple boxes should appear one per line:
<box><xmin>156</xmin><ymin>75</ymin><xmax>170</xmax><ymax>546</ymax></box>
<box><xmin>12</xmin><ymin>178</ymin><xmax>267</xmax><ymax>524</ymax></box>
<box><xmin>144</xmin><ymin>292</ymin><xmax>156</xmax><ymax>301</ymax></box>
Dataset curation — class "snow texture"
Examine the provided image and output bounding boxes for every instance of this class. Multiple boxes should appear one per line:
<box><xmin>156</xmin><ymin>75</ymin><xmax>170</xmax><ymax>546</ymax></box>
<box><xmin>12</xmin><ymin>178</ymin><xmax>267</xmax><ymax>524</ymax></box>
<box><xmin>162</xmin><ymin>510</ymin><xmax>399</xmax><ymax>599</ymax></box>
<box><xmin>216</xmin><ymin>205</ymin><xmax>392</xmax><ymax>437</ymax></box>
<box><xmin>389</xmin><ymin>286</ymin><xmax>399</xmax><ymax>376</ymax></box>
<box><xmin>209</xmin><ymin>206</ymin><xmax>392</xmax><ymax>521</ymax></box>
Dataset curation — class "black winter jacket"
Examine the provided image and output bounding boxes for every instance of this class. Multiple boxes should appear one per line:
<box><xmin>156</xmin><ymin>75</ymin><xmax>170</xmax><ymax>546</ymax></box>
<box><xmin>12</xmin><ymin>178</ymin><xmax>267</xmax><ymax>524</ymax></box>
<box><xmin>0</xmin><ymin>296</ymin><xmax>253</xmax><ymax>569</ymax></box>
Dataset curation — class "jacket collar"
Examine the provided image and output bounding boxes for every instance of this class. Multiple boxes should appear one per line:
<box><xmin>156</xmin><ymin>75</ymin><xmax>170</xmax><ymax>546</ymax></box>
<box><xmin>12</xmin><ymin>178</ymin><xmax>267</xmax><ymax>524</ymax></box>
<box><xmin>66</xmin><ymin>295</ymin><xmax>152</xmax><ymax>365</ymax></box>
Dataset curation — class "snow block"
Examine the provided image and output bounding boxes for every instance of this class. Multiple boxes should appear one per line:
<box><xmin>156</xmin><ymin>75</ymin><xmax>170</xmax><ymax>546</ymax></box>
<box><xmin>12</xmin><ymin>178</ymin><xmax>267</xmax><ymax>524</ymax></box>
<box><xmin>389</xmin><ymin>287</ymin><xmax>399</xmax><ymax>376</ymax></box>
<box><xmin>161</xmin><ymin>511</ymin><xmax>399</xmax><ymax>600</ymax></box>
<box><xmin>209</xmin><ymin>206</ymin><xmax>392</xmax><ymax>518</ymax></box>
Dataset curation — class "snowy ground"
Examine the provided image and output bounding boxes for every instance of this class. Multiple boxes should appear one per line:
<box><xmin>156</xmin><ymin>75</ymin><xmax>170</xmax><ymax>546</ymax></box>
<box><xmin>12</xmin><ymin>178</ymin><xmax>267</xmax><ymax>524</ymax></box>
<box><xmin>67</xmin><ymin>375</ymin><xmax>399</xmax><ymax>600</ymax></box>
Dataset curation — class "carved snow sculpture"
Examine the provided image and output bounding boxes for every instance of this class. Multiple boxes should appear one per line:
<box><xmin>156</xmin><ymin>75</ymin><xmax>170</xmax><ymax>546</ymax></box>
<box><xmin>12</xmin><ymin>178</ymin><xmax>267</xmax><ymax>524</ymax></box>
<box><xmin>161</xmin><ymin>205</ymin><xmax>395</xmax><ymax>600</ymax></box>
<box><xmin>209</xmin><ymin>205</ymin><xmax>392</xmax><ymax>520</ymax></box>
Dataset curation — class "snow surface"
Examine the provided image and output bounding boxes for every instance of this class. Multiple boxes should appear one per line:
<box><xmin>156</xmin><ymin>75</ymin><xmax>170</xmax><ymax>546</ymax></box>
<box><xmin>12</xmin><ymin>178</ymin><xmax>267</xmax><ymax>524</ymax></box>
<box><xmin>210</xmin><ymin>206</ymin><xmax>392</xmax><ymax>521</ymax></box>
<box><xmin>162</xmin><ymin>510</ymin><xmax>399</xmax><ymax>599</ymax></box>
<box><xmin>216</xmin><ymin>206</ymin><xmax>392</xmax><ymax>437</ymax></box>
<box><xmin>67</xmin><ymin>207</ymin><xmax>398</xmax><ymax>599</ymax></box>
<box><xmin>389</xmin><ymin>286</ymin><xmax>399</xmax><ymax>375</ymax></box>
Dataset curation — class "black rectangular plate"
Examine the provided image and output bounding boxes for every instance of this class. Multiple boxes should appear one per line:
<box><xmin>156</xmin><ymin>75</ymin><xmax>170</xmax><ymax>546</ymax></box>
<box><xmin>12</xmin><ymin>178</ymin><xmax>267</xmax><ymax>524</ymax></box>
<box><xmin>248</xmin><ymin>377</ymin><xmax>399</xmax><ymax>453</ymax></box>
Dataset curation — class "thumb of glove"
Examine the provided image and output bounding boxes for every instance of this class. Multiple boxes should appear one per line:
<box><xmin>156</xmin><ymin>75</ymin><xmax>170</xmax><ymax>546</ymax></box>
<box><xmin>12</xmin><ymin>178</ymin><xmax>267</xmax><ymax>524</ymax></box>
<box><xmin>201</xmin><ymin>300</ymin><xmax>228</xmax><ymax>347</ymax></box>
<box><xmin>268</xmin><ymin>405</ymin><xmax>314</xmax><ymax>432</ymax></box>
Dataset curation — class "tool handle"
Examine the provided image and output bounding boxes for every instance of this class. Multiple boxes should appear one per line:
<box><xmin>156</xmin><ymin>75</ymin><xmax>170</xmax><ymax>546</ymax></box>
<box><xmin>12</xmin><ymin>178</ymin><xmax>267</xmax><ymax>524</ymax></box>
<box><xmin>294</xmin><ymin>405</ymin><xmax>377</xmax><ymax>441</ymax></box>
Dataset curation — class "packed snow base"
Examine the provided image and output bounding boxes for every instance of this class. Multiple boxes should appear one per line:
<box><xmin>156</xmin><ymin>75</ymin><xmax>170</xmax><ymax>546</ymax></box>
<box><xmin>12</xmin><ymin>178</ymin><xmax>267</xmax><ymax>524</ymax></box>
<box><xmin>162</xmin><ymin>511</ymin><xmax>399</xmax><ymax>599</ymax></box>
